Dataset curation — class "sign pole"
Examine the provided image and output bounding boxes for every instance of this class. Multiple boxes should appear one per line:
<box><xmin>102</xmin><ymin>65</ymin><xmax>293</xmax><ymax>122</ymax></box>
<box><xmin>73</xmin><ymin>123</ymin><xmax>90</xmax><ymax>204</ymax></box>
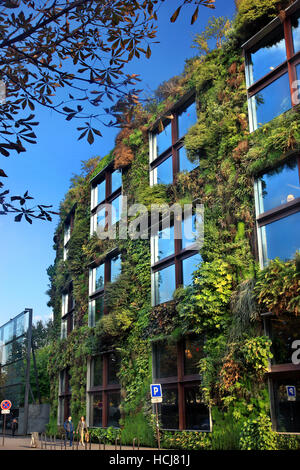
<box><xmin>155</xmin><ymin>402</ymin><xmax>160</xmax><ymax>450</ymax></box>
<box><xmin>2</xmin><ymin>413</ymin><xmax>6</xmax><ymax>447</ymax></box>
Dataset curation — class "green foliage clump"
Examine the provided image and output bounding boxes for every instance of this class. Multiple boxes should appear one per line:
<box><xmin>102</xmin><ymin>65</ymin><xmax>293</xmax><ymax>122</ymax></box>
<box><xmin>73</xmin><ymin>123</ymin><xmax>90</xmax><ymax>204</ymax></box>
<box><xmin>120</xmin><ymin>412</ymin><xmax>155</xmax><ymax>447</ymax></box>
<box><xmin>239</xmin><ymin>414</ymin><xmax>277</xmax><ymax>450</ymax></box>
<box><xmin>161</xmin><ymin>431</ymin><xmax>211</xmax><ymax>450</ymax></box>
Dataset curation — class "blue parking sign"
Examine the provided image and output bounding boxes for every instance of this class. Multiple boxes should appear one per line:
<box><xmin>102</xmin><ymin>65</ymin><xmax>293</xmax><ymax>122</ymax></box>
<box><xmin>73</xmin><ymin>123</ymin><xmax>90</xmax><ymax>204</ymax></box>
<box><xmin>286</xmin><ymin>385</ymin><xmax>296</xmax><ymax>401</ymax></box>
<box><xmin>150</xmin><ymin>384</ymin><xmax>162</xmax><ymax>399</ymax></box>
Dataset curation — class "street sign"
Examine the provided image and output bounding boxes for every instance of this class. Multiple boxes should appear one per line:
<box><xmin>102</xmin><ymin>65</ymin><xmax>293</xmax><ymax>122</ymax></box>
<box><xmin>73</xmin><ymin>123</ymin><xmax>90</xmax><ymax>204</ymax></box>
<box><xmin>150</xmin><ymin>384</ymin><xmax>162</xmax><ymax>404</ymax></box>
<box><xmin>1</xmin><ymin>410</ymin><xmax>10</xmax><ymax>415</ymax></box>
<box><xmin>0</xmin><ymin>400</ymin><xmax>12</xmax><ymax>410</ymax></box>
<box><xmin>286</xmin><ymin>385</ymin><xmax>296</xmax><ymax>401</ymax></box>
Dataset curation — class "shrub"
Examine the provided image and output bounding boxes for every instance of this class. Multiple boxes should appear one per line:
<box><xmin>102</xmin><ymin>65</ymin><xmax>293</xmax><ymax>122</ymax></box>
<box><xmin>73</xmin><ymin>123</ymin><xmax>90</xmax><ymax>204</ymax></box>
<box><xmin>239</xmin><ymin>414</ymin><xmax>277</xmax><ymax>450</ymax></box>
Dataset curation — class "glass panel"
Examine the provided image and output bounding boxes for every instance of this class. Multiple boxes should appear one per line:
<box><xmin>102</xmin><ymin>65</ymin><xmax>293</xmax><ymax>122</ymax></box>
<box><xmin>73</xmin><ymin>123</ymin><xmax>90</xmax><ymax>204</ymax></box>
<box><xmin>154</xmin><ymin>342</ymin><xmax>178</xmax><ymax>379</ymax></box>
<box><xmin>182</xmin><ymin>214</ymin><xmax>197</xmax><ymax>250</ymax></box>
<box><xmin>261</xmin><ymin>211</ymin><xmax>300</xmax><ymax>265</ymax></box>
<box><xmin>61</xmin><ymin>320</ymin><xmax>67</xmax><ymax>339</ymax></box>
<box><xmin>156</xmin><ymin>156</ymin><xmax>173</xmax><ymax>185</ymax></box>
<box><xmin>182</xmin><ymin>254</ymin><xmax>202</xmax><ymax>287</ymax></box>
<box><xmin>92</xmin><ymin>356</ymin><xmax>103</xmax><ymax>387</ymax></box>
<box><xmin>112</xmin><ymin>195</ymin><xmax>122</xmax><ymax>224</ymax></box>
<box><xmin>178</xmin><ymin>102</ymin><xmax>197</xmax><ymax>138</ymax></box>
<box><xmin>96</xmin><ymin>264</ymin><xmax>105</xmax><ymax>291</ymax></box>
<box><xmin>184</xmin><ymin>337</ymin><xmax>204</xmax><ymax>375</ymax></box>
<box><xmin>60</xmin><ymin>370</ymin><xmax>65</xmax><ymax>394</ymax></box>
<box><xmin>156</xmin><ymin>122</ymin><xmax>172</xmax><ymax>156</ymax></box>
<box><xmin>97</xmin><ymin>179</ymin><xmax>106</xmax><ymax>204</ymax></box>
<box><xmin>95</xmin><ymin>296</ymin><xmax>104</xmax><ymax>323</ymax></box>
<box><xmin>111</xmin><ymin>170</ymin><xmax>122</xmax><ymax>194</ymax></box>
<box><xmin>178</xmin><ymin>146</ymin><xmax>198</xmax><ymax>173</ymax></box>
<box><xmin>111</xmin><ymin>254</ymin><xmax>121</xmax><ymax>283</ymax></box>
<box><xmin>107</xmin><ymin>392</ymin><xmax>121</xmax><ymax>427</ymax></box>
<box><xmin>292</xmin><ymin>12</ymin><xmax>300</xmax><ymax>53</ymax></box>
<box><xmin>157</xmin><ymin>225</ymin><xmax>174</xmax><ymax>262</ymax></box>
<box><xmin>249</xmin><ymin>26</ymin><xmax>286</xmax><ymax>84</ymax></box>
<box><xmin>91</xmin><ymin>392</ymin><xmax>103</xmax><ymax>427</ymax></box>
<box><xmin>160</xmin><ymin>387</ymin><xmax>179</xmax><ymax>430</ymax></box>
<box><xmin>108</xmin><ymin>352</ymin><xmax>120</xmax><ymax>385</ymax></box>
<box><xmin>97</xmin><ymin>207</ymin><xmax>106</xmax><ymax>231</ymax></box>
<box><xmin>154</xmin><ymin>264</ymin><xmax>176</xmax><ymax>305</ymax></box>
<box><xmin>185</xmin><ymin>386</ymin><xmax>210</xmax><ymax>431</ymax></box>
<box><xmin>252</xmin><ymin>73</ymin><xmax>291</xmax><ymax>128</ymax></box>
<box><xmin>258</xmin><ymin>158</ymin><xmax>300</xmax><ymax>214</ymax></box>
<box><xmin>274</xmin><ymin>378</ymin><xmax>300</xmax><ymax>433</ymax></box>
<box><xmin>271</xmin><ymin>316</ymin><xmax>300</xmax><ymax>365</ymax></box>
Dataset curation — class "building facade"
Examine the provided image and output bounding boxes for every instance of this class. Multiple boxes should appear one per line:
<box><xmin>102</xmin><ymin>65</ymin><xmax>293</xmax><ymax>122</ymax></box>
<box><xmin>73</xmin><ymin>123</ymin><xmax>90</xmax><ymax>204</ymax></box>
<box><xmin>47</xmin><ymin>0</ymin><xmax>300</xmax><ymax>449</ymax></box>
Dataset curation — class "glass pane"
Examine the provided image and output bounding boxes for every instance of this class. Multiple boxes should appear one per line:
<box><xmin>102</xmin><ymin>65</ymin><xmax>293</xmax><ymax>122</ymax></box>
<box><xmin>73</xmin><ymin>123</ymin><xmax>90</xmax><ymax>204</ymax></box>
<box><xmin>92</xmin><ymin>356</ymin><xmax>103</xmax><ymax>387</ymax></box>
<box><xmin>108</xmin><ymin>352</ymin><xmax>120</xmax><ymax>385</ymax></box>
<box><xmin>154</xmin><ymin>264</ymin><xmax>176</xmax><ymax>305</ymax></box>
<box><xmin>154</xmin><ymin>342</ymin><xmax>178</xmax><ymax>379</ymax></box>
<box><xmin>160</xmin><ymin>387</ymin><xmax>179</xmax><ymax>430</ymax></box>
<box><xmin>112</xmin><ymin>195</ymin><xmax>122</xmax><ymax>224</ymax></box>
<box><xmin>96</xmin><ymin>264</ymin><xmax>105</xmax><ymax>290</ymax></box>
<box><xmin>97</xmin><ymin>207</ymin><xmax>106</xmax><ymax>231</ymax></box>
<box><xmin>60</xmin><ymin>370</ymin><xmax>65</xmax><ymax>393</ymax></box>
<box><xmin>182</xmin><ymin>254</ymin><xmax>202</xmax><ymax>287</ymax></box>
<box><xmin>111</xmin><ymin>255</ymin><xmax>121</xmax><ymax>283</ymax></box>
<box><xmin>261</xmin><ymin>212</ymin><xmax>300</xmax><ymax>265</ymax></box>
<box><xmin>274</xmin><ymin>378</ymin><xmax>300</xmax><ymax>433</ymax></box>
<box><xmin>185</xmin><ymin>386</ymin><xmax>210</xmax><ymax>431</ymax></box>
<box><xmin>95</xmin><ymin>296</ymin><xmax>104</xmax><ymax>323</ymax></box>
<box><xmin>111</xmin><ymin>170</ymin><xmax>122</xmax><ymax>194</ymax></box>
<box><xmin>178</xmin><ymin>102</ymin><xmax>197</xmax><ymax>138</ymax></box>
<box><xmin>178</xmin><ymin>146</ymin><xmax>198</xmax><ymax>173</ymax></box>
<box><xmin>91</xmin><ymin>392</ymin><xmax>103</xmax><ymax>427</ymax></box>
<box><xmin>182</xmin><ymin>214</ymin><xmax>197</xmax><ymax>250</ymax></box>
<box><xmin>184</xmin><ymin>337</ymin><xmax>204</xmax><ymax>375</ymax></box>
<box><xmin>252</xmin><ymin>73</ymin><xmax>291</xmax><ymax>128</ymax></box>
<box><xmin>156</xmin><ymin>122</ymin><xmax>172</xmax><ymax>156</ymax></box>
<box><xmin>292</xmin><ymin>12</ymin><xmax>300</xmax><ymax>53</ymax></box>
<box><xmin>157</xmin><ymin>225</ymin><xmax>174</xmax><ymax>262</ymax></box>
<box><xmin>156</xmin><ymin>156</ymin><xmax>173</xmax><ymax>185</ymax></box>
<box><xmin>258</xmin><ymin>158</ymin><xmax>300</xmax><ymax>213</ymax></box>
<box><xmin>271</xmin><ymin>316</ymin><xmax>300</xmax><ymax>365</ymax></box>
<box><xmin>107</xmin><ymin>392</ymin><xmax>121</xmax><ymax>427</ymax></box>
<box><xmin>249</xmin><ymin>26</ymin><xmax>286</xmax><ymax>84</ymax></box>
<box><xmin>97</xmin><ymin>179</ymin><xmax>106</xmax><ymax>205</ymax></box>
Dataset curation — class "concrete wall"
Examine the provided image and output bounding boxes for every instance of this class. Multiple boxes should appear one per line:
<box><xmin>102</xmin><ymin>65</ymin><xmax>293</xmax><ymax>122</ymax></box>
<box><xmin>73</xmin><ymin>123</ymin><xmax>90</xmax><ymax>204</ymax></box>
<box><xmin>18</xmin><ymin>404</ymin><xmax>50</xmax><ymax>434</ymax></box>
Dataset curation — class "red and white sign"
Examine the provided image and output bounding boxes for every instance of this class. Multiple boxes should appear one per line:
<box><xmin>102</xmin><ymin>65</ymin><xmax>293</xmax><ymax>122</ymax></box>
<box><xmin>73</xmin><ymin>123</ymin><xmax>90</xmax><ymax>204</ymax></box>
<box><xmin>0</xmin><ymin>400</ymin><xmax>12</xmax><ymax>411</ymax></box>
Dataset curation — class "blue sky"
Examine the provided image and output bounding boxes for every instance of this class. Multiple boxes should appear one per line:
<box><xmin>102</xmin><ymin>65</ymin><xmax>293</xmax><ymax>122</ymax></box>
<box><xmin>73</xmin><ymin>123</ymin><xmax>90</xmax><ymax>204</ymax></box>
<box><xmin>0</xmin><ymin>0</ymin><xmax>236</xmax><ymax>326</ymax></box>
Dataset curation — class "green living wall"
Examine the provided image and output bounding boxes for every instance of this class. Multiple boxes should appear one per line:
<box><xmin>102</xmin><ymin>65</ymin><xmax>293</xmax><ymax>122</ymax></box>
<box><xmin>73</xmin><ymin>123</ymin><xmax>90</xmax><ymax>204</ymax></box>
<box><xmin>46</xmin><ymin>0</ymin><xmax>300</xmax><ymax>449</ymax></box>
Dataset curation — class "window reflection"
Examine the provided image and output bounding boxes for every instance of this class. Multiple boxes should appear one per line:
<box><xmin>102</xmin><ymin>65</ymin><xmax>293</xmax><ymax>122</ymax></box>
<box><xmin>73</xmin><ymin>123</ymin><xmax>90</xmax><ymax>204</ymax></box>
<box><xmin>97</xmin><ymin>207</ymin><xmax>106</xmax><ymax>230</ymax></box>
<box><xmin>185</xmin><ymin>386</ymin><xmax>210</xmax><ymax>431</ymax></box>
<box><xmin>292</xmin><ymin>12</ymin><xmax>300</xmax><ymax>53</ymax></box>
<box><xmin>96</xmin><ymin>264</ymin><xmax>104</xmax><ymax>290</ymax></box>
<box><xmin>111</xmin><ymin>254</ymin><xmax>121</xmax><ymax>282</ymax></box>
<box><xmin>108</xmin><ymin>352</ymin><xmax>120</xmax><ymax>385</ymax></box>
<box><xmin>178</xmin><ymin>146</ymin><xmax>198</xmax><ymax>173</ymax></box>
<box><xmin>91</xmin><ymin>392</ymin><xmax>103</xmax><ymax>427</ymax></box>
<box><xmin>112</xmin><ymin>195</ymin><xmax>122</xmax><ymax>224</ymax></box>
<box><xmin>95</xmin><ymin>296</ymin><xmax>104</xmax><ymax>323</ymax></box>
<box><xmin>184</xmin><ymin>338</ymin><xmax>204</xmax><ymax>375</ymax></box>
<box><xmin>97</xmin><ymin>179</ymin><xmax>106</xmax><ymax>205</ymax></box>
<box><xmin>178</xmin><ymin>102</ymin><xmax>197</xmax><ymax>138</ymax></box>
<box><xmin>111</xmin><ymin>170</ymin><xmax>122</xmax><ymax>194</ymax></box>
<box><xmin>249</xmin><ymin>26</ymin><xmax>286</xmax><ymax>84</ymax></box>
<box><xmin>182</xmin><ymin>214</ymin><xmax>197</xmax><ymax>250</ymax></box>
<box><xmin>274</xmin><ymin>378</ymin><xmax>300</xmax><ymax>433</ymax></box>
<box><xmin>107</xmin><ymin>392</ymin><xmax>121</xmax><ymax>427</ymax></box>
<box><xmin>154</xmin><ymin>264</ymin><xmax>176</xmax><ymax>305</ymax></box>
<box><xmin>261</xmin><ymin>211</ymin><xmax>300</xmax><ymax>265</ymax></box>
<box><xmin>154</xmin><ymin>342</ymin><xmax>178</xmax><ymax>379</ymax></box>
<box><xmin>160</xmin><ymin>388</ymin><xmax>179</xmax><ymax>430</ymax></box>
<box><xmin>156</xmin><ymin>122</ymin><xmax>172</xmax><ymax>156</ymax></box>
<box><xmin>92</xmin><ymin>356</ymin><xmax>103</xmax><ymax>387</ymax></box>
<box><xmin>155</xmin><ymin>157</ymin><xmax>173</xmax><ymax>185</ymax></box>
<box><xmin>270</xmin><ymin>315</ymin><xmax>300</xmax><ymax>365</ymax></box>
<box><xmin>252</xmin><ymin>73</ymin><xmax>291</xmax><ymax>128</ymax></box>
<box><xmin>156</xmin><ymin>226</ymin><xmax>174</xmax><ymax>262</ymax></box>
<box><xmin>182</xmin><ymin>254</ymin><xmax>202</xmax><ymax>287</ymax></box>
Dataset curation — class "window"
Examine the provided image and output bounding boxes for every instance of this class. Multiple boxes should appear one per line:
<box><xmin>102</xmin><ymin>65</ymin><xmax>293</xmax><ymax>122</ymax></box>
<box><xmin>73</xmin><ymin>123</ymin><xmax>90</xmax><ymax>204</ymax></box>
<box><xmin>90</xmin><ymin>165</ymin><xmax>122</xmax><ymax>235</ymax></box>
<box><xmin>244</xmin><ymin>6</ymin><xmax>300</xmax><ymax>131</ymax></box>
<box><xmin>149</xmin><ymin>97</ymin><xmax>198</xmax><ymax>186</ymax></box>
<box><xmin>88</xmin><ymin>352</ymin><xmax>121</xmax><ymax>428</ymax></box>
<box><xmin>255</xmin><ymin>155</ymin><xmax>300</xmax><ymax>267</ymax></box>
<box><xmin>89</xmin><ymin>253</ymin><xmax>122</xmax><ymax>326</ymax></box>
<box><xmin>58</xmin><ymin>368</ymin><xmax>71</xmax><ymax>425</ymax></box>
<box><xmin>61</xmin><ymin>283</ymin><xmax>74</xmax><ymax>337</ymax></box>
<box><xmin>151</xmin><ymin>216</ymin><xmax>202</xmax><ymax>306</ymax></box>
<box><xmin>63</xmin><ymin>208</ymin><xmax>75</xmax><ymax>260</ymax></box>
<box><xmin>153</xmin><ymin>338</ymin><xmax>210</xmax><ymax>431</ymax></box>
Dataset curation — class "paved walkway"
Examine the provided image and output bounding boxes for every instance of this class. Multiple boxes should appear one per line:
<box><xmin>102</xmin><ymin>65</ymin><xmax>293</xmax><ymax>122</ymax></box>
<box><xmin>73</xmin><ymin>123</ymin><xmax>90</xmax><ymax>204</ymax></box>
<box><xmin>0</xmin><ymin>436</ymin><xmax>155</xmax><ymax>451</ymax></box>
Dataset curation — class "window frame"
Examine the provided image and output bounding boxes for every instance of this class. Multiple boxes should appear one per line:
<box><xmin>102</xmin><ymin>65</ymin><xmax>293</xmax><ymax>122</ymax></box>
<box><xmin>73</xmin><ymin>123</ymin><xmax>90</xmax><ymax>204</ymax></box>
<box><xmin>63</xmin><ymin>206</ymin><xmax>75</xmax><ymax>261</ymax></box>
<box><xmin>58</xmin><ymin>368</ymin><xmax>71</xmax><ymax>425</ymax></box>
<box><xmin>149</xmin><ymin>92</ymin><xmax>198</xmax><ymax>186</ymax></box>
<box><xmin>254</xmin><ymin>154</ymin><xmax>300</xmax><ymax>268</ymax></box>
<box><xmin>87</xmin><ymin>352</ymin><xmax>121</xmax><ymax>428</ymax></box>
<box><xmin>61</xmin><ymin>282</ymin><xmax>74</xmax><ymax>337</ymax></box>
<box><xmin>243</xmin><ymin>3</ymin><xmax>300</xmax><ymax>132</ymax></box>
<box><xmin>152</xmin><ymin>338</ymin><xmax>211</xmax><ymax>432</ymax></box>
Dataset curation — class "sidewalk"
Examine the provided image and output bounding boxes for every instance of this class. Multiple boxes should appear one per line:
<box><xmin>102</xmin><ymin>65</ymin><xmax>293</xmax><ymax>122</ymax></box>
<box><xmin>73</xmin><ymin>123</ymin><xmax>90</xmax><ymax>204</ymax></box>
<box><xmin>0</xmin><ymin>436</ymin><xmax>156</xmax><ymax>451</ymax></box>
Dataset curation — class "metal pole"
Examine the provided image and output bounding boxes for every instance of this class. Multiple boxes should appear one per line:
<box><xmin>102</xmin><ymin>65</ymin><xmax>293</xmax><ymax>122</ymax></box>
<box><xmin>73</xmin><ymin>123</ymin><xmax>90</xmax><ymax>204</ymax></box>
<box><xmin>23</xmin><ymin>308</ymin><xmax>33</xmax><ymax>435</ymax></box>
<box><xmin>155</xmin><ymin>403</ymin><xmax>160</xmax><ymax>450</ymax></box>
<box><xmin>2</xmin><ymin>413</ymin><xmax>6</xmax><ymax>446</ymax></box>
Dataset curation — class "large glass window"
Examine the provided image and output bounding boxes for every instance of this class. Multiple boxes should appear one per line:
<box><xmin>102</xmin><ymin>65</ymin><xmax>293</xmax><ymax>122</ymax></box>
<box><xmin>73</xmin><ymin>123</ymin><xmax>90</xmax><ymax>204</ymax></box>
<box><xmin>150</xmin><ymin>97</ymin><xmax>198</xmax><ymax>186</ymax></box>
<box><xmin>244</xmin><ymin>8</ymin><xmax>300</xmax><ymax>131</ymax></box>
<box><xmin>153</xmin><ymin>338</ymin><xmax>210</xmax><ymax>431</ymax></box>
<box><xmin>182</xmin><ymin>254</ymin><xmax>202</xmax><ymax>287</ymax></box>
<box><xmin>272</xmin><ymin>377</ymin><xmax>300</xmax><ymax>433</ymax></box>
<box><xmin>255</xmin><ymin>156</ymin><xmax>300</xmax><ymax>267</ymax></box>
<box><xmin>58</xmin><ymin>369</ymin><xmax>71</xmax><ymax>424</ymax></box>
<box><xmin>88</xmin><ymin>353</ymin><xmax>121</xmax><ymax>428</ymax></box>
<box><xmin>153</xmin><ymin>264</ymin><xmax>176</xmax><ymax>305</ymax></box>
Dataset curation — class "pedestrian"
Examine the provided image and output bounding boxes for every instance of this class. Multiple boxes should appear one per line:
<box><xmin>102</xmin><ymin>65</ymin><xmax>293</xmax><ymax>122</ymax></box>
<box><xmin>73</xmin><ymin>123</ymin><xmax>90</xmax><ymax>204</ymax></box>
<box><xmin>64</xmin><ymin>416</ymin><xmax>74</xmax><ymax>447</ymax></box>
<box><xmin>11</xmin><ymin>418</ymin><xmax>17</xmax><ymax>437</ymax></box>
<box><xmin>76</xmin><ymin>416</ymin><xmax>87</xmax><ymax>447</ymax></box>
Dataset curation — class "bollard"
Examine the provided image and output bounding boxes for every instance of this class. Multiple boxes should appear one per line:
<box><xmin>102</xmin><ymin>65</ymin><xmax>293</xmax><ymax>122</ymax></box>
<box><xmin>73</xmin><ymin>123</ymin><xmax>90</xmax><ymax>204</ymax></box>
<box><xmin>115</xmin><ymin>437</ymin><xmax>121</xmax><ymax>451</ymax></box>
<box><xmin>132</xmin><ymin>438</ymin><xmax>140</xmax><ymax>450</ymax></box>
